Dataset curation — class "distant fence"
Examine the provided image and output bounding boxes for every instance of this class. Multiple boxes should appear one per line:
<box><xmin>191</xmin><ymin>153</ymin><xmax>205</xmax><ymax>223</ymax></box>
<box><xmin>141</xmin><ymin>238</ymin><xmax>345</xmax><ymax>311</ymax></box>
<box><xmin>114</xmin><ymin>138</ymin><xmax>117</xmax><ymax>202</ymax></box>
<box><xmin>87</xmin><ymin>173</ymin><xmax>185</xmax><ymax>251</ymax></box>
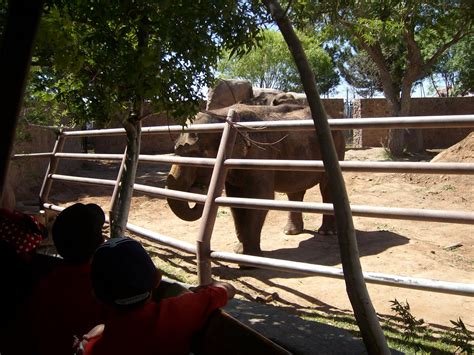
<box><xmin>14</xmin><ymin>113</ymin><xmax>474</xmax><ymax>296</ymax></box>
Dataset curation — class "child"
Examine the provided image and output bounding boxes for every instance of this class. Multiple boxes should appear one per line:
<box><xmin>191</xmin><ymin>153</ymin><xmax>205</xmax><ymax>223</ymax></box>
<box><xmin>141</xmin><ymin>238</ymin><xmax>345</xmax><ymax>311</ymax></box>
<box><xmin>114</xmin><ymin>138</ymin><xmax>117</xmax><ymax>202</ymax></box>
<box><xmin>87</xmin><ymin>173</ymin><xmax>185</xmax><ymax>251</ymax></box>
<box><xmin>80</xmin><ymin>237</ymin><xmax>235</xmax><ymax>355</ymax></box>
<box><xmin>0</xmin><ymin>207</ymin><xmax>46</xmax><ymax>261</ymax></box>
<box><xmin>0</xmin><ymin>241</ymin><xmax>35</xmax><ymax>353</ymax></box>
<box><xmin>0</xmin><ymin>205</ymin><xmax>47</xmax><ymax>353</ymax></box>
<box><xmin>25</xmin><ymin>203</ymin><xmax>106</xmax><ymax>355</ymax></box>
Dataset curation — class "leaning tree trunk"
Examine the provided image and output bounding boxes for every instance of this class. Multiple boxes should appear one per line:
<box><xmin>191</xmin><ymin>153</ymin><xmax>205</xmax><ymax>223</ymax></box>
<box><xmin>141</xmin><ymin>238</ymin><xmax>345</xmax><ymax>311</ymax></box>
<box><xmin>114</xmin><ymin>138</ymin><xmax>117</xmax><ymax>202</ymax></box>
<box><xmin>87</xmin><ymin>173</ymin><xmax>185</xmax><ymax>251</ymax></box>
<box><xmin>262</xmin><ymin>1</ymin><xmax>390</xmax><ymax>353</ymax></box>
<box><xmin>109</xmin><ymin>111</ymin><xmax>142</xmax><ymax>239</ymax></box>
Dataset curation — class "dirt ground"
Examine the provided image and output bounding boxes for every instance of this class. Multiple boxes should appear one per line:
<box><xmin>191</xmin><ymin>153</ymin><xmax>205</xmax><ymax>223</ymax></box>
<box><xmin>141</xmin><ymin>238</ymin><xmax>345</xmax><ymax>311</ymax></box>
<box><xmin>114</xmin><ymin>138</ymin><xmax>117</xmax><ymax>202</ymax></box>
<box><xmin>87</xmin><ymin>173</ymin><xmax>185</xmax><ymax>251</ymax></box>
<box><xmin>46</xmin><ymin>135</ymin><xmax>473</xmax><ymax>331</ymax></box>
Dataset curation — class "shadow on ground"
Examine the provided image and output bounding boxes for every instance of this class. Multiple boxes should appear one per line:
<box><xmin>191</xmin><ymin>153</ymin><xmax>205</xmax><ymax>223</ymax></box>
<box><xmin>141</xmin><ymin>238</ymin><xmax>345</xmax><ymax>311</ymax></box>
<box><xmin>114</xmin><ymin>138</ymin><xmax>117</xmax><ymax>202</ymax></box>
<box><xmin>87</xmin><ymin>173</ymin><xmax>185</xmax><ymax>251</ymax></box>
<box><xmin>212</xmin><ymin>229</ymin><xmax>409</xmax><ymax>276</ymax></box>
<box><xmin>224</xmin><ymin>298</ymin><xmax>369</xmax><ymax>355</ymax></box>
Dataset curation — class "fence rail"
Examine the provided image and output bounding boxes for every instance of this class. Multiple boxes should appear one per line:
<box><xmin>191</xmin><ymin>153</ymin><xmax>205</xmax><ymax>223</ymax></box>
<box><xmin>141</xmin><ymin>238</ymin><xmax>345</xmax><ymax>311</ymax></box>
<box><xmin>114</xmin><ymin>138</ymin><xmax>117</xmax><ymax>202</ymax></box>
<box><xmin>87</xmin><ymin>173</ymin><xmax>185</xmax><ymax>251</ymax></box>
<box><xmin>32</xmin><ymin>151</ymin><xmax>474</xmax><ymax>175</ymax></box>
<box><xmin>59</xmin><ymin>114</ymin><xmax>474</xmax><ymax>137</ymax></box>
<box><xmin>49</xmin><ymin>173</ymin><xmax>474</xmax><ymax>225</ymax></box>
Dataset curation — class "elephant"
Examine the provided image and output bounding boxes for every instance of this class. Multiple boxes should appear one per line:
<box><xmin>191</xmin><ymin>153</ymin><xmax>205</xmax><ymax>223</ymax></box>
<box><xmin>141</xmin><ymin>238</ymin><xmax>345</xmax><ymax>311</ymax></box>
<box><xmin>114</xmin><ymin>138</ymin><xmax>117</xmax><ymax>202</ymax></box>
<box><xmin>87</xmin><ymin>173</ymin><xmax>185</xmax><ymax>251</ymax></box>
<box><xmin>166</xmin><ymin>103</ymin><xmax>345</xmax><ymax>257</ymax></box>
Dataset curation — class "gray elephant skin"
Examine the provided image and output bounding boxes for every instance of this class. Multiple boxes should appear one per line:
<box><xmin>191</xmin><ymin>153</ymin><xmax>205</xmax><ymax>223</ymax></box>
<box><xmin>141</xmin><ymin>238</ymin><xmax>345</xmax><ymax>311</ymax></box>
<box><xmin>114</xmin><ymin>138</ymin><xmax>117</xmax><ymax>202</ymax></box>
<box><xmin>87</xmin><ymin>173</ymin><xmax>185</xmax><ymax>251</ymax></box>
<box><xmin>166</xmin><ymin>103</ymin><xmax>345</xmax><ymax>257</ymax></box>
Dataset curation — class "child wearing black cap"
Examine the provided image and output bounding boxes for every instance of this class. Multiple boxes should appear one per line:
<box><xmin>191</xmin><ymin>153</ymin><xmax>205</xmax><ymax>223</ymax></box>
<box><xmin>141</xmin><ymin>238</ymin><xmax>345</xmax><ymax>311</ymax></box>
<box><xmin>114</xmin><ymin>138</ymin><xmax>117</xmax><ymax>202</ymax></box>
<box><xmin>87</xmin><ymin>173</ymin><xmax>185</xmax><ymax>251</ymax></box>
<box><xmin>23</xmin><ymin>203</ymin><xmax>106</xmax><ymax>355</ymax></box>
<box><xmin>79</xmin><ymin>237</ymin><xmax>235</xmax><ymax>355</ymax></box>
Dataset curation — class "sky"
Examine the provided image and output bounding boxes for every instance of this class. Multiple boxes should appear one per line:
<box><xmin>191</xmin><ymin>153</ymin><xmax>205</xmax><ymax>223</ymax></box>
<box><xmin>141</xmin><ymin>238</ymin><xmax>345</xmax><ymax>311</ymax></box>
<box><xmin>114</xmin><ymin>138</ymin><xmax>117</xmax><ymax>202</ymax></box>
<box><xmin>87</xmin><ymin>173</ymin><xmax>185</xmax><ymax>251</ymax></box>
<box><xmin>330</xmin><ymin>78</ymin><xmax>428</xmax><ymax>100</ymax></box>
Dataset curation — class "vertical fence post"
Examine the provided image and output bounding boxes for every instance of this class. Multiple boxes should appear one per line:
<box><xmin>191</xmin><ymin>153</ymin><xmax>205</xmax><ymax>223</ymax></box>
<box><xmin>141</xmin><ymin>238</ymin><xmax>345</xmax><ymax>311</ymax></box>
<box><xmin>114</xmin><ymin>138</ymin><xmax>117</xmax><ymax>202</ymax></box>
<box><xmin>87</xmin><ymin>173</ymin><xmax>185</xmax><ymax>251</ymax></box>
<box><xmin>196</xmin><ymin>109</ymin><xmax>239</xmax><ymax>285</ymax></box>
<box><xmin>39</xmin><ymin>131</ymin><xmax>66</xmax><ymax>206</ymax></box>
<box><xmin>108</xmin><ymin>146</ymin><xmax>127</xmax><ymax>234</ymax></box>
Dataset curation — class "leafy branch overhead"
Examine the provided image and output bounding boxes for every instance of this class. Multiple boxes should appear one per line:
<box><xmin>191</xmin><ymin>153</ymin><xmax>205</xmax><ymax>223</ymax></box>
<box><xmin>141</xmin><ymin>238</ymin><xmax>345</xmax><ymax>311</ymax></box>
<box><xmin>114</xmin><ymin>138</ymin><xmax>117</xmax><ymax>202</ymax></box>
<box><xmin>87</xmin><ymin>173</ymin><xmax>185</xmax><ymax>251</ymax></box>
<box><xmin>26</xmin><ymin>1</ymin><xmax>266</xmax><ymax>127</ymax></box>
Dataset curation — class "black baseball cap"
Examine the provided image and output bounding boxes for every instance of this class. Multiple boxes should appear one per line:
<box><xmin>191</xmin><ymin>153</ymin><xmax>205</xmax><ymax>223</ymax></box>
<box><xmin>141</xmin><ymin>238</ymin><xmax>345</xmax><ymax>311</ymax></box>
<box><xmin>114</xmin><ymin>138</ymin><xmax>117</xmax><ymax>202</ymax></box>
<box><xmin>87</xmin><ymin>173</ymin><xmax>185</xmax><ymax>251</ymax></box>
<box><xmin>52</xmin><ymin>203</ymin><xmax>105</xmax><ymax>263</ymax></box>
<box><xmin>91</xmin><ymin>237</ymin><xmax>157</xmax><ymax>307</ymax></box>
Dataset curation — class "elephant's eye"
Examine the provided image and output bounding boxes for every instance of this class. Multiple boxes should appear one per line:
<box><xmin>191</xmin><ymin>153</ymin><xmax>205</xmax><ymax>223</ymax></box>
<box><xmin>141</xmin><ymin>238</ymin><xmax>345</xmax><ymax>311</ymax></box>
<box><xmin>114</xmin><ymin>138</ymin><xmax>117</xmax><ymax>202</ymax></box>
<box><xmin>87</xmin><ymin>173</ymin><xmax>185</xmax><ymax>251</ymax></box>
<box><xmin>186</xmin><ymin>133</ymin><xmax>199</xmax><ymax>145</ymax></box>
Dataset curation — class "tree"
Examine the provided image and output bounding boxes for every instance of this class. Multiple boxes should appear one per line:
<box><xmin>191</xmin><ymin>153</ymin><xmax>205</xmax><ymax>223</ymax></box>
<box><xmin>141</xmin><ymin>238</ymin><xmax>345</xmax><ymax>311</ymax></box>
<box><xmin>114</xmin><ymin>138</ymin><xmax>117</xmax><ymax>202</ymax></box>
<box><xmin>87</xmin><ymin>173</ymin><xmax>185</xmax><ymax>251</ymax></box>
<box><xmin>428</xmin><ymin>34</ymin><xmax>474</xmax><ymax>97</ymax></box>
<box><xmin>291</xmin><ymin>0</ymin><xmax>474</xmax><ymax>156</ymax></box>
<box><xmin>217</xmin><ymin>29</ymin><xmax>339</xmax><ymax>96</ymax></box>
<box><xmin>328</xmin><ymin>45</ymin><xmax>382</xmax><ymax>98</ymax></box>
<box><xmin>452</xmin><ymin>35</ymin><xmax>474</xmax><ymax>95</ymax></box>
<box><xmin>32</xmin><ymin>0</ymin><xmax>263</xmax><ymax>237</ymax></box>
<box><xmin>262</xmin><ymin>1</ymin><xmax>390</xmax><ymax>353</ymax></box>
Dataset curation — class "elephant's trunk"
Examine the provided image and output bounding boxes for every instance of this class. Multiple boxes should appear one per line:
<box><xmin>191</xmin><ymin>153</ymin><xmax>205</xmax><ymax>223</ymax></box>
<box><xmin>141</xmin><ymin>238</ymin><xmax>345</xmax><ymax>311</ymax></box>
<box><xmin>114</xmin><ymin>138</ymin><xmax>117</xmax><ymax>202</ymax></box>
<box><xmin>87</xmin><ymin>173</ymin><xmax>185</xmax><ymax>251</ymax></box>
<box><xmin>166</xmin><ymin>164</ymin><xmax>204</xmax><ymax>221</ymax></box>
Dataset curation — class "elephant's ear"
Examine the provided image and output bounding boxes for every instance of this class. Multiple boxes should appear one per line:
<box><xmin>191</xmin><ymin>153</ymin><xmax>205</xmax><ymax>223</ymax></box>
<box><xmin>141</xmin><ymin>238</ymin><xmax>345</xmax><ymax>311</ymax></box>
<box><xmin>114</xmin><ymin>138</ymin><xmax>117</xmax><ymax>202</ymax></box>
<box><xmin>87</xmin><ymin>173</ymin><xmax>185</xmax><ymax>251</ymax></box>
<box><xmin>233</xmin><ymin>131</ymin><xmax>251</xmax><ymax>158</ymax></box>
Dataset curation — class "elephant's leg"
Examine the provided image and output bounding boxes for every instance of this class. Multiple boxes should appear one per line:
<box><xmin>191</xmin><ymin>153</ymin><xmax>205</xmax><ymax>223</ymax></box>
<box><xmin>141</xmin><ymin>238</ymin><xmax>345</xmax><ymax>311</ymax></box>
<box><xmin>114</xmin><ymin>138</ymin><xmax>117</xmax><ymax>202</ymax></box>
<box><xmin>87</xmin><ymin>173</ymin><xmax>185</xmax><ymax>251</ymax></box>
<box><xmin>284</xmin><ymin>191</ymin><xmax>305</xmax><ymax>235</ymax></box>
<box><xmin>318</xmin><ymin>176</ymin><xmax>337</xmax><ymax>235</ymax></box>
<box><xmin>225</xmin><ymin>182</ymin><xmax>272</xmax><ymax>257</ymax></box>
<box><xmin>230</xmin><ymin>207</ymin><xmax>268</xmax><ymax>257</ymax></box>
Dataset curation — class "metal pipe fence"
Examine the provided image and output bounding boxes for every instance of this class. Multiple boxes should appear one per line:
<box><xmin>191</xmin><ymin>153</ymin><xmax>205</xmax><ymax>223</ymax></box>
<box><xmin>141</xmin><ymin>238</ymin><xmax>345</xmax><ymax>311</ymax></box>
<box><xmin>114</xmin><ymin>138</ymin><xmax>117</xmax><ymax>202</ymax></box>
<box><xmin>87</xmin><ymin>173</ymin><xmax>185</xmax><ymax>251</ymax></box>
<box><xmin>19</xmin><ymin>114</ymin><xmax>474</xmax><ymax>296</ymax></box>
<box><xmin>41</xmin><ymin>202</ymin><xmax>474</xmax><ymax>296</ymax></box>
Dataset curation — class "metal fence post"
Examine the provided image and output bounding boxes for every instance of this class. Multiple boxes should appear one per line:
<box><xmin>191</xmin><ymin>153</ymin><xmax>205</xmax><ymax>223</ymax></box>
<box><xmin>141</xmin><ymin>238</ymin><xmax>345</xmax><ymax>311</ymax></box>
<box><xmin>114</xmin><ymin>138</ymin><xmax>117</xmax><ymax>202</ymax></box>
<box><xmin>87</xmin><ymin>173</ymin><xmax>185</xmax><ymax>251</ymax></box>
<box><xmin>196</xmin><ymin>109</ymin><xmax>239</xmax><ymax>285</ymax></box>
<box><xmin>39</xmin><ymin>131</ymin><xmax>66</xmax><ymax>206</ymax></box>
<box><xmin>108</xmin><ymin>146</ymin><xmax>128</xmax><ymax>236</ymax></box>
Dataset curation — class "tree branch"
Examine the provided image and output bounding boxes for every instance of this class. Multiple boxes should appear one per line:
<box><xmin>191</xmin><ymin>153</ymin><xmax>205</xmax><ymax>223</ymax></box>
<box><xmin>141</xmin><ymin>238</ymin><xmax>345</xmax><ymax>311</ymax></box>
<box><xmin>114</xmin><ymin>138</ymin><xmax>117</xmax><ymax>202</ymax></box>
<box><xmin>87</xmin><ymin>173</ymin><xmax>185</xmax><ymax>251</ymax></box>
<box><xmin>424</xmin><ymin>28</ymin><xmax>471</xmax><ymax>71</ymax></box>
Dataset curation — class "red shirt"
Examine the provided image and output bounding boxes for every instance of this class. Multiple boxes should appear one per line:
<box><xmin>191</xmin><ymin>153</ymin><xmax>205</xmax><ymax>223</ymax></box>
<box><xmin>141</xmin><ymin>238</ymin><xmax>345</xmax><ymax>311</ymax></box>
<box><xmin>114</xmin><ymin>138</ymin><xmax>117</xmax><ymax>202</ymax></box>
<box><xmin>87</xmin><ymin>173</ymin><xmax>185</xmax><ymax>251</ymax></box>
<box><xmin>84</xmin><ymin>286</ymin><xmax>228</xmax><ymax>355</ymax></box>
<box><xmin>28</xmin><ymin>263</ymin><xmax>104</xmax><ymax>355</ymax></box>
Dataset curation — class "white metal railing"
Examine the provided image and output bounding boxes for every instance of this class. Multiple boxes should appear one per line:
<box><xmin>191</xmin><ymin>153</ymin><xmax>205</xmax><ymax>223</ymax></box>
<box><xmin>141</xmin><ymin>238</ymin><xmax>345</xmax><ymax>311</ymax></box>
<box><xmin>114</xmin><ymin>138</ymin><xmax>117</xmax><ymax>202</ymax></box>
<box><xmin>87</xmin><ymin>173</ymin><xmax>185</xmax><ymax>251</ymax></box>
<box><xmin>58</xmin><ymin>114</ymin><xmax>474</xmax><ymax>137</ymax></box>
<box><xmin>15</xmin><ymin>113</ymin><xmax>474</xmax><ymax>296</ymax></box>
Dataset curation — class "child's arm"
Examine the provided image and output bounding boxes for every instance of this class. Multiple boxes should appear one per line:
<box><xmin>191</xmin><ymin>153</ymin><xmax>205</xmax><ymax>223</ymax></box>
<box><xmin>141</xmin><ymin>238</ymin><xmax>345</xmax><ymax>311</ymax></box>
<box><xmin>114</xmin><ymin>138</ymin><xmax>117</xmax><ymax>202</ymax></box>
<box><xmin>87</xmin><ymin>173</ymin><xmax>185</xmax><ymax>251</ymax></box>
<box><xmin>209</xmin><ymin>281</ymin><xmax>235</xmax><ymax>300</ymax></box>
<box><xmin>191</xmin><ymin>280</ymin><xmax>236</xmax><ymax>300</ymax></box>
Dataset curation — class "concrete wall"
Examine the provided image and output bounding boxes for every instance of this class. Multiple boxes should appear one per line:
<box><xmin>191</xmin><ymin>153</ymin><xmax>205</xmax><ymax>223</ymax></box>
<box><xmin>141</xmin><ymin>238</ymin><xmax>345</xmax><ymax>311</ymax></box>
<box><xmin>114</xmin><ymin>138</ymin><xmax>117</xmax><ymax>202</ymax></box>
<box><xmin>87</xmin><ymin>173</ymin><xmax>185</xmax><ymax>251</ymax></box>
<box><xmin>90</xmin><ymin>112</ymin><xmax>180</xmax><ymax>155</ymax></box>
<box><xmin>353</xmin><ymin>97</ymin><xmax>474</xmax><ymax>148</ymax></box>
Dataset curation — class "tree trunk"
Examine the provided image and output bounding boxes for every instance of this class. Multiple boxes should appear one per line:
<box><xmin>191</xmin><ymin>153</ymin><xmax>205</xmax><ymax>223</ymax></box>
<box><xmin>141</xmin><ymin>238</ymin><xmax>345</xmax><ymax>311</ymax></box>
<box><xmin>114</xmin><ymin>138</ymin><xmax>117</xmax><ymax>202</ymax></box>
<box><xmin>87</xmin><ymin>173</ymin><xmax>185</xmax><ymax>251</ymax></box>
<box><xmin>387</xmin><ymin>129</ymin><xmax>405</xmax><ymax>156</ymax></box>
<box><xmin>262</xmin><ymin>1</ymin><xmax>389</xmax><ymax>353</ymax></box>
<box><xmin>386</xmin><ymin>97</ymin><xmax>405</xmax><ymax>157</ymax></box>
<box><xmin>109</xmin><ymin>111</ymin><xmax>142</xmax><ymax>238</ymax></box>
<box><xmin>406</xmin><ymin>129</ymin><xmax>424</xmax><ymax>153</ymax></box>
<box><xmin>400</xmin><ymin>83</ymin><xmax>424</xmax><ymax>154</ymax></box>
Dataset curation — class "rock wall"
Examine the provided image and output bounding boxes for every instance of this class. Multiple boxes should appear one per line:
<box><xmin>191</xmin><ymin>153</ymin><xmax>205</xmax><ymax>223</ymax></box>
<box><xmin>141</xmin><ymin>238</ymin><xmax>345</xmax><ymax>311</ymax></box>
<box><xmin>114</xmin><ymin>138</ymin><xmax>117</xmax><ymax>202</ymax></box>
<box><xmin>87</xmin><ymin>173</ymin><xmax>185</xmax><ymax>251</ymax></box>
<box><xmin>352</xmin><ymin>97</ymin><xmax>474</xmax><ymax>148</ymax></box>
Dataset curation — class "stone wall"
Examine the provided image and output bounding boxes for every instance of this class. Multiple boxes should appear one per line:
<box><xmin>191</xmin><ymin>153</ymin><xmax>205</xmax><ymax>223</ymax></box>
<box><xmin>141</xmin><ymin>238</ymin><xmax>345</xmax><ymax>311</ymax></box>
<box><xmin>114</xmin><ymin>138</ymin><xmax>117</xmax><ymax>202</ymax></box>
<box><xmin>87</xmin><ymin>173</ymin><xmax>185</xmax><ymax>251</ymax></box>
<box><xmin>352</xmin><ymin>97</ymin><xmax>474</xmax><ymax>148</ymax></box>
<box><xmin>8</xmin><ymin>124</ymin><xmax>83</xmax><ymax>201</ymax></box>
<box><xmin>322</xmin><ymin>99</ymin><xmax>345</xmax><ymax>118</ymax></box>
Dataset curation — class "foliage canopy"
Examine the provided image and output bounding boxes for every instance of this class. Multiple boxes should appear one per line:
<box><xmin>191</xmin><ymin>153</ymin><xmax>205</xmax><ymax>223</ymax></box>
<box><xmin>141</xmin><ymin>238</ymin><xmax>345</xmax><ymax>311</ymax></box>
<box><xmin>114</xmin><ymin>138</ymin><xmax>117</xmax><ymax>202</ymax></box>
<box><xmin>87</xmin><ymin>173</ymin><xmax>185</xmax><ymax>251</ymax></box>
<box><xmin>217</xmin><ymin>29</ymin><xmax>339</xmax><ymax>95</ymax></box>
<box><xmin>25</xmin><ymin>0</ymin><xmax>265</xmax><ymax>127</ymax></box>
<box><xmin>290</xmin><ymin>0</ymin><xmax>473</xmax><ymax>154</ymax></box>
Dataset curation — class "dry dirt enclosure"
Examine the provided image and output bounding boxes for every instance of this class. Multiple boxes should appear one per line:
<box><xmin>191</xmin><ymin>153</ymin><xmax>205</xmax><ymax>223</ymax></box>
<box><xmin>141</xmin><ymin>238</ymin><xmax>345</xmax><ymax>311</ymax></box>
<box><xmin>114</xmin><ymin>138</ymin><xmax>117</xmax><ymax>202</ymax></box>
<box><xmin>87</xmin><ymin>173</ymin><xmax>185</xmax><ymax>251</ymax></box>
<box><xmin>47</xmin><ymin>140</ymin><xmax>474</xmax><ymax>332</ymax></box>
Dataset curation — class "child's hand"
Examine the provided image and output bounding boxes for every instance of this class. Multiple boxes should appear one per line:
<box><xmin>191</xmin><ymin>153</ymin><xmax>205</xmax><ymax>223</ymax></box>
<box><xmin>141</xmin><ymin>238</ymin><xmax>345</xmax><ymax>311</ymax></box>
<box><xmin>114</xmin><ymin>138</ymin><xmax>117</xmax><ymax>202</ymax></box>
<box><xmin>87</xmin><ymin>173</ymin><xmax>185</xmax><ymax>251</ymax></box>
<box><xmin>73</xmin><ymin>324</ymin><xmax>105</xmax><ymax>355</ymax></box>
<box><xmin>84</xmin><ymin>324</ymin><xmax>105</xmax><ymax>340</ymax></box>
